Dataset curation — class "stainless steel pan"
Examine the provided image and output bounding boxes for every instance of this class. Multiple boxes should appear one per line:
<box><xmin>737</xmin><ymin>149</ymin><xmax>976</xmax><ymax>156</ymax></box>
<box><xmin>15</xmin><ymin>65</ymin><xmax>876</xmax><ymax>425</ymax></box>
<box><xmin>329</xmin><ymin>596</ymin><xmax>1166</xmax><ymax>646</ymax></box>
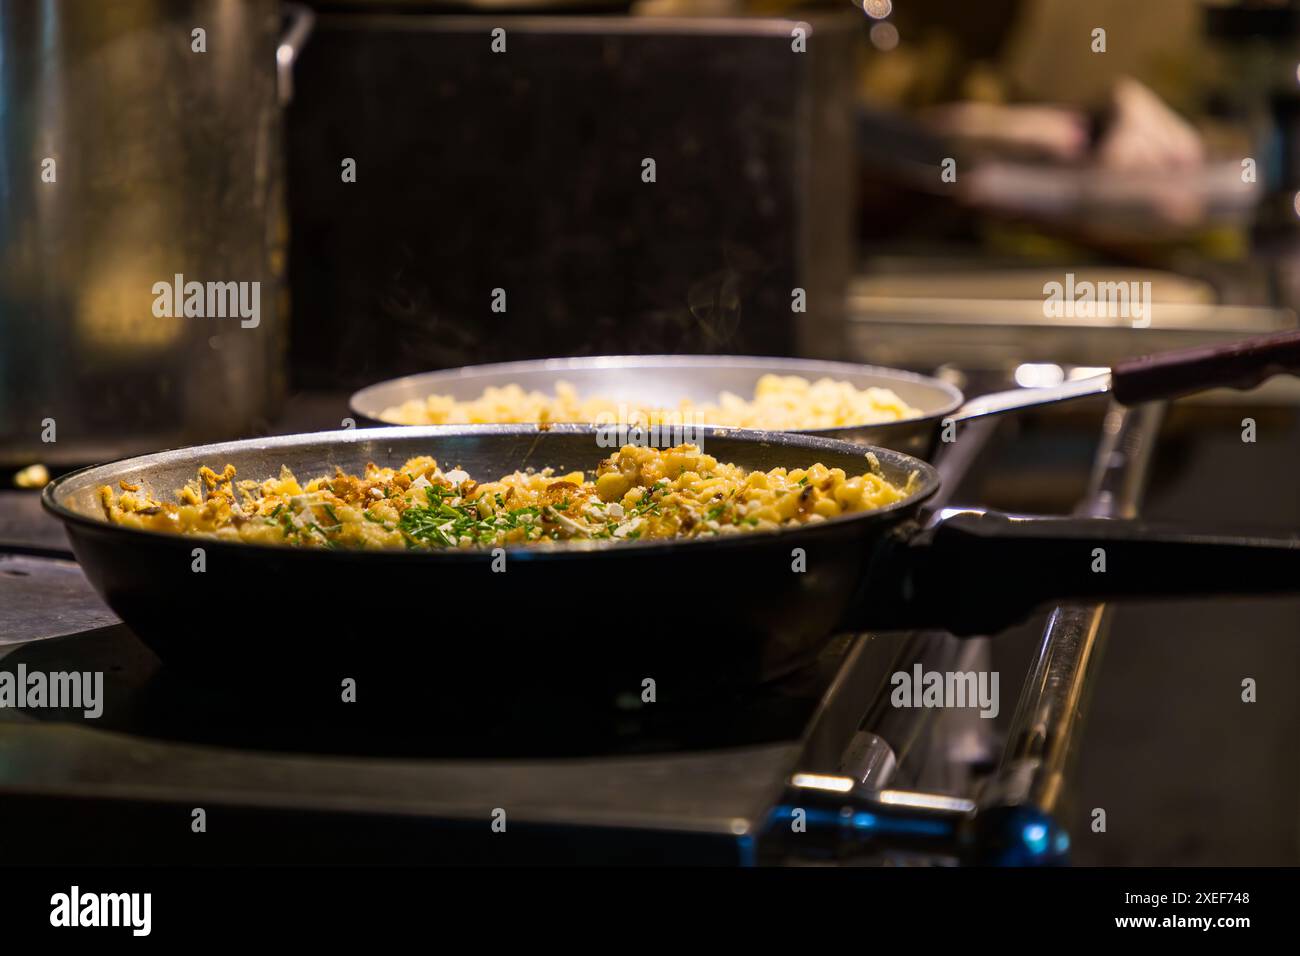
<box><xmin>349</xmin><ymin>330</ymin><xmax>1300</xmax><ymax>458</ymax></box>
<box><xmin>352</xmin><ymin>355</ymin><xmax>959</xmax><ymax>458</ymax></box>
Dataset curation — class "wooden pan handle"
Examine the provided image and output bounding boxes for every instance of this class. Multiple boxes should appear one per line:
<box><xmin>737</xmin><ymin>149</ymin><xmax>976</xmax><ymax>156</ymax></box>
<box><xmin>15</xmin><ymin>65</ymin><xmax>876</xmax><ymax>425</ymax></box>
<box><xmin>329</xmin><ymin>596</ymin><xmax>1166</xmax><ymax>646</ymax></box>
<box><xmin>1111</xmin><ymin>328</ymin><xmax>1300</xmax><ymax>406</ymax></box>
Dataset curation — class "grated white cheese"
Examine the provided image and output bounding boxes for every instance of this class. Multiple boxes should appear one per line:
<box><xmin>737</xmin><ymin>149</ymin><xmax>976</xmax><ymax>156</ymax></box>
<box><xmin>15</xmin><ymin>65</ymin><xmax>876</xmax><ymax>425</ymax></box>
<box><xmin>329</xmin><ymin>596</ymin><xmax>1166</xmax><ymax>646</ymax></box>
<box><xmin>612</xmin><ymin>516</ymin><xmax>644</xmax><ymax>538</ymax></box>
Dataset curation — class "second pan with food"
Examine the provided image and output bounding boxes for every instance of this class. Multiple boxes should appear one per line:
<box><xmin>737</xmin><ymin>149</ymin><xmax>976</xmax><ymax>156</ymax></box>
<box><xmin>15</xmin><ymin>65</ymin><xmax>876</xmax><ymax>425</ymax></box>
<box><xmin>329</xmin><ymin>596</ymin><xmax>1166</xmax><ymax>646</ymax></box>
<box><xmin>348</xmin><ymin>330</ymin><xmax>1300</xmax><ymax>458</ymax></box>
<box><xmin>43</xmin><ymin>425</ymin><xmax>1300</xmax><ymax>695</ymax></box>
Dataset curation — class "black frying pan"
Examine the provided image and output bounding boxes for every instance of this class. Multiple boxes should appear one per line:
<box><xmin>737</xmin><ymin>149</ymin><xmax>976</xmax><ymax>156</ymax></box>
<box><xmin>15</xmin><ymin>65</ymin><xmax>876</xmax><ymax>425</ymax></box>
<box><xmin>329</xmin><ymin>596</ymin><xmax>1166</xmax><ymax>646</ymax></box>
<box><xmin>42</xmin><ymin>425</ymin><xmax>1299</xmax><ymax>694</ymax></box>
<box><xmin>348</xmin><ymin>330</ymin><xmax>1300</xmax><ymax>458</ymax></box>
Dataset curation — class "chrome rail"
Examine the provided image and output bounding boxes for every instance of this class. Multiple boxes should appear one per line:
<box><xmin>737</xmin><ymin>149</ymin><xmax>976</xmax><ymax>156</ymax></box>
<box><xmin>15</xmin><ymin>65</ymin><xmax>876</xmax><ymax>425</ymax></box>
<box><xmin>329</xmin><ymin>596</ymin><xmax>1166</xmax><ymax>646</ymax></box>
<box><xmin>767</xmin><ymin>400</ymin><xmax>1166</xmax><ymax>864</ymax></box>
<box><xmin>973</xmin><ymin>400</ymin><xmax>1165</xmax><ymax>863</ymax></box>
<box><xmin>848</xmin><ymin>416</ymin><xmax>1003</xmax><ymax>782</ymax></box>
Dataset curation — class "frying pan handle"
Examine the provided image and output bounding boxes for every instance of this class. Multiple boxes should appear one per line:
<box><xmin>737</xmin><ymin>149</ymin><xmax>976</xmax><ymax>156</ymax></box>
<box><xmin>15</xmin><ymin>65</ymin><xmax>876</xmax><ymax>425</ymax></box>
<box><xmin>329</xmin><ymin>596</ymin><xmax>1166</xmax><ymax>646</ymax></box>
<box><xmin>949</xmin><ymin>374</ymin><xmax>1110</xmax><ymax>423</ymax></box>
<box><xmin>949</xmin><ymin>328</ymin><xmax>1300</xmax><ymax>424</ymax></box>
<box><xmin>1110</xmin><ymin>328</ymin><xmax>1300</xmax><ymax>406</ymax></box>
<box><xmin>863</xmin><ymin>511</ymin><xmax>1300</xmax><ymax>636</ymax></box>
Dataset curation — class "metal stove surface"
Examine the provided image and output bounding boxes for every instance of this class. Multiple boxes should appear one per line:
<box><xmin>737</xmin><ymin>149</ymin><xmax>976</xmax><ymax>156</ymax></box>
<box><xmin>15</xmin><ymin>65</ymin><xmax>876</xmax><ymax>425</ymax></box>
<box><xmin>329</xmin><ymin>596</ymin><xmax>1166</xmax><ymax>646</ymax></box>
<box><xmin>0</xmin><ymin>599</ymin><xmax>915</xmax><ymax>862</ymax></box>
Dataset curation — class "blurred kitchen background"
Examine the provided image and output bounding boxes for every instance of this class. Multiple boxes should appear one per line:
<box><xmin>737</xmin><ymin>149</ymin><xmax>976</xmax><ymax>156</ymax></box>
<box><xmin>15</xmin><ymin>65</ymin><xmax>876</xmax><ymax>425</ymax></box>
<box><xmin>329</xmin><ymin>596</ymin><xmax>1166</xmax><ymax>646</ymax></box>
<box><xmin>7</xmin><ymin>0</ymin><xmax>1300</xmax><ymax>448</ymax></box>
<box><xmin>2</xmin><ymin>0</ymin><xmax>1298</xmax><ymax>864</ymax></box>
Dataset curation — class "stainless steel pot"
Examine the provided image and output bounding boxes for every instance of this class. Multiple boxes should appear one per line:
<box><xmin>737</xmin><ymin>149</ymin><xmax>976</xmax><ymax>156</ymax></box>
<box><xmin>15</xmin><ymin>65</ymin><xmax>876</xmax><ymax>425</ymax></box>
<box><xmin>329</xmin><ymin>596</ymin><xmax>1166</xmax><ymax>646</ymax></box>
<box><xmin>0</xmin><ymin>0</ymin><xmax>313</xmax><ymax>467</ymax></box>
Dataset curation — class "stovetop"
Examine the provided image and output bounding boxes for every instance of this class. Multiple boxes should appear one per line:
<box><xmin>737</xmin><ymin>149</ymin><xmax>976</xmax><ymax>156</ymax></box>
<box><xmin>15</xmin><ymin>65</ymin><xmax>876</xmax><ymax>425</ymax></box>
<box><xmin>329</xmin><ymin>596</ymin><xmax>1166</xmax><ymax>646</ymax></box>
<box><xmin>2</xmin><ymin>384</ymin><xmax>1229</xmax><ymax>865</ymax></box>
<box><xmin>0</xmin><ymin>389</ymin><xmax>1013</xmax><ymax>864</ymax></box>
<box><xmin>2</xmin><ymin>621</ymin><xmax>863</xmax><ymax>760</ymax></box>
<box><xmin>0</xmin><ymin>612</ymin><xmax>925</xmax><ymax>863</ymax></box>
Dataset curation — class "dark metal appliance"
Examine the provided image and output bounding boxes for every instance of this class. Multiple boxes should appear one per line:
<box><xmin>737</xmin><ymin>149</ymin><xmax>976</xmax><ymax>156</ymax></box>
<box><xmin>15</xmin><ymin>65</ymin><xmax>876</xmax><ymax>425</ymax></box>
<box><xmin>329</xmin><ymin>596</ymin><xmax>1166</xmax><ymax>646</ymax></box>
<box><xmin>284</xmin><ymin>13</ymin><xmax>859</xmax><ymax>388</ymax></box>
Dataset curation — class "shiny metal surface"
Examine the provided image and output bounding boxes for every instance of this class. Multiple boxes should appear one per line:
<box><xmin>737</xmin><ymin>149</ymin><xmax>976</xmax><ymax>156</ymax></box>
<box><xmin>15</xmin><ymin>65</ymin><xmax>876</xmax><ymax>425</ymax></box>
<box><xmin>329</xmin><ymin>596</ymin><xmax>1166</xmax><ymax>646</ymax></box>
<box><xmin>845</xmin><ymin>419</ymin><xmax>1004</xmax><ymax>787</ymax></box>
<box><xmin>0</xmin><ymin>491</ymin><xmax>72</xmax><ymax>558</ymax></box>
<box><xmin>762</xmin><ymin>401</ymin><xmax>1166</xmax><ymax>863</ymax></box>
<box><xmin>952</xmin><ymin>372</ymin><xmax>1111</xmax><ymax>422</ymax></box>
<box><xmin>350</xmin><ymin>354</ymin><xmax>966</xmax><ymax>458</ymax></box>
<box><xmin>981</xmin><ymin>401</ymin><xmax>1165</xmax><ymax>848</ymax></box>
<box><xmin>276</xmin><ymin>5</ymin><xmax>315</xmax><ymax>105</ymax></box>
<box><xmin>759</xmin><ymin>416</ymin><xmax>1001</xmax><ymax>862</ymax></box>
<box><xmin>0</xmin><ymin>554</ymin><xmax>119</xmax><ymax>645</ymax></box>
<box><xmin>0</xmin><ymin>686</ymin><xmax>799</xmax><ymax>853</ymax></box>
<box><xmin>0</xmin><ymin>605</ymin><xmax>894</xmax><ymax>863</ymax></box>
<box><xmin>847</xmin><ymin>262</ymin><xmax>1299</xmax><ymax>392</ymax></box>
<box><xmin>0</xmin><ymin>0</ymin><xmax>305</xmax><ymax>466</ymax></box>
<box><xmin>837</xmin><ymin>732</ymin><xmax>898</xmax><ymax>789</ymax></box>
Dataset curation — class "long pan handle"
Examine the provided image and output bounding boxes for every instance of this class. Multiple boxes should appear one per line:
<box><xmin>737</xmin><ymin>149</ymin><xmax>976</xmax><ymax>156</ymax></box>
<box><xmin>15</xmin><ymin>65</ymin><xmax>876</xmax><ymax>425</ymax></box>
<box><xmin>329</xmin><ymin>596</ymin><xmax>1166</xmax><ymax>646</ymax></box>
<box><xmin>949</xmin><ymin>374</ymin><xmax>1111</xmax><ymax>423</ymax></box>
<box><xmin>1110</xmin><ymin>327</ymin><xmax>1300</xmax><ymax>405</ymax></box>
<box><xmin>950</xmin><ymin>328</ymin><xmax>1300</xmax><ymax>424</ymax></box>
<box><xmin>861</xmin><ymin>511</ymin><xmax>1300</xmax><ymax>636</ymax></box>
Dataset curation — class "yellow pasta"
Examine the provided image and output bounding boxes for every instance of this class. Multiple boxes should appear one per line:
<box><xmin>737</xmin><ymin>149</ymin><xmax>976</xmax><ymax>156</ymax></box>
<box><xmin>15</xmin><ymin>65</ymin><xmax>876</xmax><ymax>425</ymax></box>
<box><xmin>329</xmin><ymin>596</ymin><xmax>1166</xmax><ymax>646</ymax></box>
<box><xmin>378</xmin><ymin>374</ymin><xmax>920</xmax><ymax>430</ymax></box>
<box><xmin>98</xmin><ymin>445</ymin><xmax>916</xmax><ymax>551</ymax></box>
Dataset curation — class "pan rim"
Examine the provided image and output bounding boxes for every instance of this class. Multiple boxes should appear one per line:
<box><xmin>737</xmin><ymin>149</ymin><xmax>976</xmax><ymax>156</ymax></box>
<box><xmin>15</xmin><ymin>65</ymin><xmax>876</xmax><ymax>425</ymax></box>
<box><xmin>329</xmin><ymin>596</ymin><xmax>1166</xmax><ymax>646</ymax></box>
<box><xmin>42</xmin><ymin>424</ymin><xmax>941</xmax><ymax>561</ymax></box>
<box><xmin>347</xmin><ymin>354</ymin><xmax>966</xmax><ymax>430</ymax></box>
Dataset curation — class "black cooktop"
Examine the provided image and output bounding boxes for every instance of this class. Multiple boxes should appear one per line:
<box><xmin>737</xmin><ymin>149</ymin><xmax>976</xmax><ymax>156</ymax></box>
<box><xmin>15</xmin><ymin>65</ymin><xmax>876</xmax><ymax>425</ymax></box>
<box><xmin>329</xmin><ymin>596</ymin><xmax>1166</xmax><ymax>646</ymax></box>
<box><xmin>0</xmin><ymin>579</ymin><xmax>916</xmax><ymax>864</ymax></box>
<box><xmin>2</xmin><ymin>621</ymin><xmax>859</xmax><ymax>760</ymax></box>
